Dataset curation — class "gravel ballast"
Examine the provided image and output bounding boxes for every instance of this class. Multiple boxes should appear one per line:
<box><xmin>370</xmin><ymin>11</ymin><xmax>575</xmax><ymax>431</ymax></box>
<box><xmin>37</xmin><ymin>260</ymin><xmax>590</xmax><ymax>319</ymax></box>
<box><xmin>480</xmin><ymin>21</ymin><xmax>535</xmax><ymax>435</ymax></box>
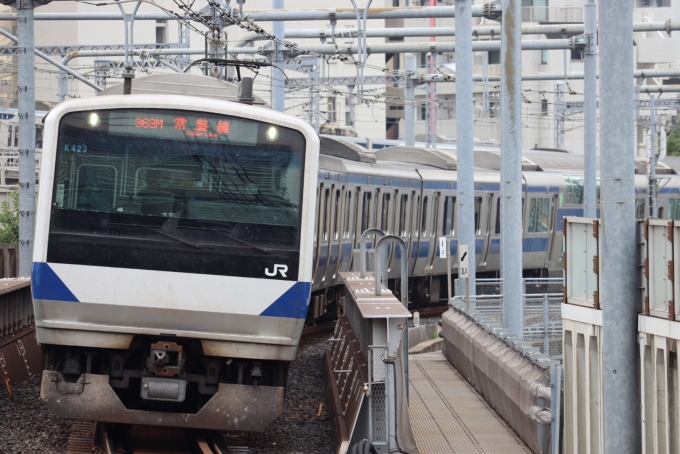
<box><xmin>244</xmin><ymin>333</ymin><xmax>334</xmax><ymax>453</ymax></box>
<box><xmin>0</xmin><ymin>374</ymin><xmax>73</xmax><ymax>454</ymax></box>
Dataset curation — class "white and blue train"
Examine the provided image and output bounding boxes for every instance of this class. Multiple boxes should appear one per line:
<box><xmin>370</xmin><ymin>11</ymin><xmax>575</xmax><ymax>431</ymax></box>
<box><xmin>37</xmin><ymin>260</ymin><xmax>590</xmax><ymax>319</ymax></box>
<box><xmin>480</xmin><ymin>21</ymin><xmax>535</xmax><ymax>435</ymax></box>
<box><xmin>28</xmin><ymin>73</ymin><xmax>680</xmax><ymax>432</ymax></box>
<box><xmin>33</xmin><ymin>86</ymin><xmax>319</xmax><ymax>431</ymax></box>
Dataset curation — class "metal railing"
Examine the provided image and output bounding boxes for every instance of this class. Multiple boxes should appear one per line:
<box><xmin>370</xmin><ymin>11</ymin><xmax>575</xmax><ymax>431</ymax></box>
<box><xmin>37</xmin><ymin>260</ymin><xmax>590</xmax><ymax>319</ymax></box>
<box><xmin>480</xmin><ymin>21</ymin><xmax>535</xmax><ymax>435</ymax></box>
<box><xmin>450</xmin><ymin>291</ymin><xmax>563</xmax><ymax>359</ymax></box>
<box><xmin>0</xmin><ymin>279</ymin><xmax>33</xmax><ymax>340</ymax></box>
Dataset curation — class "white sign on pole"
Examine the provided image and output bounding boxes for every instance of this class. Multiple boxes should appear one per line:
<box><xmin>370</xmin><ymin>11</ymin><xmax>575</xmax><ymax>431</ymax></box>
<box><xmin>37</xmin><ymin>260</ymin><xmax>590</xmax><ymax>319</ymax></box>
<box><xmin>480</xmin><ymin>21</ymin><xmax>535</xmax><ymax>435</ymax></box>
<box><xmin>439</xmin><ymin>237</ymin><xmax>447</xmax><ymax>258</ymax></box>
<box><xmin>413</xmin><ymin>311</ymin><xmax>420</xmax><ymax>327</ymax></box>
<box><xmin>458</xmin><ymin>244</ymin><xmax>470</xmax><ymax>278</ymax></box>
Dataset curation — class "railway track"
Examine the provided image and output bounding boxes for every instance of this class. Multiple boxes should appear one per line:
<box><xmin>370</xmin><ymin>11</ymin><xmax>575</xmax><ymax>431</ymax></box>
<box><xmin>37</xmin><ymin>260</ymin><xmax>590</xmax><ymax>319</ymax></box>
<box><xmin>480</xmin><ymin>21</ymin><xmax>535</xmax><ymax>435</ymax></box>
<box><xmin>65</xmin><ymin>422</ymin><xmax>251</xmax><ymax>454</ymax></box>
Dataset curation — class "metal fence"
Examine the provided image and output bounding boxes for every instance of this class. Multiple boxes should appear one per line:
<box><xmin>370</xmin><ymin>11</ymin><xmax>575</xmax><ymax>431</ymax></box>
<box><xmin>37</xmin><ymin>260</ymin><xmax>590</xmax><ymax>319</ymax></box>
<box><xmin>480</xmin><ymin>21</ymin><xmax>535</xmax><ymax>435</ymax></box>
<box><xmin>455</xmin><ymin>277</ymin><xmax>563</xmax><ymax>298</ymax></box>
<box><xmin>451</xmin><ymin>283</ymin><xmax>564</xmax><ymax>359</ymax></box>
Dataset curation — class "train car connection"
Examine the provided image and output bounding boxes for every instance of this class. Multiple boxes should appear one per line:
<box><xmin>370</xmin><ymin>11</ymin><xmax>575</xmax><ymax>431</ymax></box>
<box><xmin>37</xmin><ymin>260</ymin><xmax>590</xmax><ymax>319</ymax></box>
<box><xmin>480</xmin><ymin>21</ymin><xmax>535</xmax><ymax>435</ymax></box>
<box><xmin>33</xmin><ymin>91</ymin><xmax>320</xmax><ymax>431</ymax></box>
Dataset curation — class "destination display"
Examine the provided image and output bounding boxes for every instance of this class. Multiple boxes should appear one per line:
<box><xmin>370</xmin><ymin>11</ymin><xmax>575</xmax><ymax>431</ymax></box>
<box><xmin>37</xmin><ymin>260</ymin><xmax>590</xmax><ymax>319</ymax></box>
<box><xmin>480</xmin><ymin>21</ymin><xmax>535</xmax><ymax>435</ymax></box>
<box><xmin>101</xmin><ymin>109</ymin><xmax>260</xmax><ymax>144</ymax></box>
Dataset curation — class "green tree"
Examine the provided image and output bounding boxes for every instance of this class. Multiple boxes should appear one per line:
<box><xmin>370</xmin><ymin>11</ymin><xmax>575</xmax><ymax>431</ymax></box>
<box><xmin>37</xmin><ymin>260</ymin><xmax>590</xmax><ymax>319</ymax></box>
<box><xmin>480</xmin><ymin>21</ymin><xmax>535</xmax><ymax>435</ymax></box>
<box><xmin>0</xmin><ymin>190</ymin><xmax>19</xmax><ymax>244</ymax></box>
<box><xmin>667</xmin><ymin>126</ymin><xmax>680</xmax><ymax>156</ymax></box>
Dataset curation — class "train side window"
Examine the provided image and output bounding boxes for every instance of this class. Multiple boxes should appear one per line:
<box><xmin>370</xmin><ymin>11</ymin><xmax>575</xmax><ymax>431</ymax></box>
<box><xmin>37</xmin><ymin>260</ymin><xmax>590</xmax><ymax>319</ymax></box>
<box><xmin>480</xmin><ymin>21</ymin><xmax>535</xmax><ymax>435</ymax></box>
<box><xmin>381</xmin><ymin>193</ymin><xmax>391</xmax><ymax>232</ymax></box>
<box><xmin>398</xmin><ymin>194</ymin><xmax>408</xmax><ymax>236</ymax></box>
<box><xmin>322</xmin><ymin>188</ymin><xmax>330</xmax><ymax>241</ymax></box>
<box><xmin>635</xmin><ymin>199</ymin><xmax>646</xmax><ymax>220</ymax></box>
<box><xmin>431</xmin><ymin>193</ymin><xmax>440</xmax><ymax>236</ymax></box>
<box><xmin>361</xmin><ymin>191</ymin><xmax>372</xmax><ymax>236</ymax></box>
<box><xmin>670</xmin><ymin>199</ymin><xmax>680</xmax><ymax>220</ymax></box>
<box><xmin>495</xmin><ymin>198</ymin><xmax>501</xmax><ymax>235</ymax></box>
<box><xmin>344</xmin><ymin>191</ymin><xmax>353</xmax><ymax>239</ymax></box>
<box><xmin>565</xmin><ymin>176</ymin><xmax>572</xmax><ymax>205</ymax></box>
<box><xmin>571</xmin><ymin>176</ymin><xmax>583</xmax><ymax>204</ymax></box>
<box><xmin>442</xmin><ymin>196</ymin><xmax>455</xmax><ymax>236</ymax></box>
<box><xmin>529</xmin><ymin>198</ymin><xmax>552</xmax><ymax>233</ymax></box>
<box><xmin>421</xmin><ymin>196</ymin><xmax>428</xmax><ymax>237</ymax></box>
<box><xmin>332</xmin><ymin>189</ymin><xmax>340</xmax><ymax>240</ymax></box>
<box><xmin>474</xmin><ymin>197</ymin><xmax>482</xmax><ymax>234</ymax></box>
<box><xmin>413</xmin><ymin>195</ymin><xmax>420</xmax><ymax>237</ymax></box>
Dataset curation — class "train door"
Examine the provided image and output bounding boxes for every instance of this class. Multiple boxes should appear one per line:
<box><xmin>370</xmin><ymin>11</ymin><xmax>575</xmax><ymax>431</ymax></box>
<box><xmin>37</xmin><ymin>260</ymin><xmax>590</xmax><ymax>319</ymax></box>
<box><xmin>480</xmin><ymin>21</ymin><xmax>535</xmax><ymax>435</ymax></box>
<box><xmin>486</xmin><ymin>195</ymin><xmax>501</xmax><ymax>273</ymax></box>
<box><xmin>426</xmin><ymin>192</ymin><xmax>442</xmax><ymax>273</ymax></box>
<box><xmin>312</xmin><ymin>183</ymin><xmax>328</xmax><ymax>288</ymax></box>
<box><xmin>544</xmin><ymin>192</ymin><xmax>561</xmax><ymax>274</ymax></box>
<box><xmin>388</xmin><ymin>190</ymin><xmax>410</xmax><ymax>279</ymax></box>
<box><xmin>476</xmin><ymin>193</ymin><xmax>493</xmax><ymax>271</ymax></box>
<box><xmin>413</xmin><ymin>192</ymin><xmax>433</xmax><ymax>276</ymax></box>
<box><xmin>322</xmin><ymin>186</ymin><xmax>342</xmax><ymax>284</ymax></box>
<box><xmin>313</xmin><ymin>183</ymin><xmax>337</xmax><ymax>286</ymax></box>
<box><xmin>524</xmin><ymin>194</ymin><xmax>554</xmax><ymax>271</ymax></box>
<box><xmin>409</xmin><ymin>192</ymin><xmax>422</xmax><ymax>276</ymax></box>
<box><xmin>337</xmin><ymin>186</ymin><xmax>356</xmax><ymax>275</ymax></box>
<box><xmin>353</xmin><ymin>187</ymin><xmax>376</xmax><ymax>272</ymax></box>
<box><xmin>431</xmin><ymin>193</ymin><xmax>455</xmax><ymax>277</ymax></box>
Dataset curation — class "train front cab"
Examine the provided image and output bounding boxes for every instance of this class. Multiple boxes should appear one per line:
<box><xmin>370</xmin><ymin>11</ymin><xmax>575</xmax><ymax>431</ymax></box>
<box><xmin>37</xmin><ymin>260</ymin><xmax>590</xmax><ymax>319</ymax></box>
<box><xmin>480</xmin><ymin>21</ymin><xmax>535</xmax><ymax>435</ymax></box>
<box><xmin>32</xmin><ymin>95</ymin><xmax>320</xmax><ymax>431</ymax></box>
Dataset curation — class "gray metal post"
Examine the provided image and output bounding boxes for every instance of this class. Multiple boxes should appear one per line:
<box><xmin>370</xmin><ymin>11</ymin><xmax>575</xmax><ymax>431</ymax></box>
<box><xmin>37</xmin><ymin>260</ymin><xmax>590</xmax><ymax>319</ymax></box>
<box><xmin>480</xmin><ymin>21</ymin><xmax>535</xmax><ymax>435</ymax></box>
<box><xmin>550</xmin><ymin>366</ymin><xmax>562</xmax><ymax>454</ymax></box>
<box><xmin>600</xmin><ymin>0</ymin><xmax>640</xmax><ymax>449</ymax></box>
<box><xmin>554</xmin><ymin>83</ymin><xmax>564</xmax><ymax>150</ymax></box>
<box><xmin>374</xmin><ymin>235</ymin><xmax>409</xmax><ymax>403</ymax></box>
<box><xmin>542</xmin><ymin>294</ymin><xmax>549</xmax><ymax>355</ymax></box>
<box><xmin>455</xmin><ymin>0</ymin><xmax>476</xmax><ymax>299</ymax></box>
<box><xmin>17</xmin><ymin>0</ymin><xmax>35</xmax><ymax>277</ymax></box>
<box><xmin>649</xmin><ymin>94</ymin><xmax>658</xmax><ymax>218</ymax></box>
<box><xmin>500</xmin><ymin>0</ymin><xmax>523</xmax><ymax>336</ymax></box>
<box><xmin>57</xmin><ymin>70</ymin><xmax>67</xmax><ymax>102</ymax></box>
<box><xmin>583</xmin><ymin>0</ymin><xmax>598</xmax><ymax>218</ymax></box>
<box><xmin>271</xmin><ymin>0</ymin><xmax>285</xmax><ymax>112</ymax></box>
<box><xmin>425</xmin><ymin>52</ymin><xmax>437</xmax><ymax>148</ymax></box>
<box><xmin>348</xmin><ymin>85</ymin><xmax>355</xmax><ymax>127</ymax></box>
<box><xmin>405</xmin><ymin>54</ymin><xmax>416</xmax><ymax>146</ymax></box>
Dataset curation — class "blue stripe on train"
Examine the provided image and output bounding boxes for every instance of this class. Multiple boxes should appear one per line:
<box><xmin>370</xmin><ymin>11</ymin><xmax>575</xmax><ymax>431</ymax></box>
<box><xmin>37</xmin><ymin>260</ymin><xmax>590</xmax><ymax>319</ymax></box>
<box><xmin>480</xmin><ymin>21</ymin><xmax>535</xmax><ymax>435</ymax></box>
<box><xmin>32</xmin><ymin>262</ymin><xmax>79</xmax><ymax>302</ymax></box>
<box><xmin>259</xmin><ymin>282</ymin><xmax>312</xmax><ymax>318</ymax></box>
<box><xmin>489</xmin><ymin>237</ymin><xmax>549</xmax><ymax>254</ymax></box>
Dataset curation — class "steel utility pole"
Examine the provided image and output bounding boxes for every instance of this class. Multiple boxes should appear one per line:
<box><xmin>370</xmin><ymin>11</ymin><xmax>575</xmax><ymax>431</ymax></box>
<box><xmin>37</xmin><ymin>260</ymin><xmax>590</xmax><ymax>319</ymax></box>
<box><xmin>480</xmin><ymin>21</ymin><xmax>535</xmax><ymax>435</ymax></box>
<box><xmin>405</xmin><ymin>53</ymin><xmax>416</xmax><ymax>146</ymax></box>
<box><xmin>271</xmin><ymin>0</ymin><xmax>285</xmax><ymax>112</ymax></box>
<box><xmin>583</xmin><ymin>0</ymin><xmax>598</xmax><ymax>218</ymax></box>
<box><xmin>599</xmin><ymin>0</ymin><xmax>639</xmax><ymax>450</ymax></box>
<box><xmin>500</xmin><ymin>0</ymin><xmax>523</xmax><ymax>336</ymax></box>
<box><xmin>649</xmin><ymin>94</ymin><xmax>658</xmax><ymax>218</ymax></box>
<box><xmin>455</xmin><ymin>0</ymin><xmax>476</xmax><ymax>300</ymax></box>
<box><xmin>17</xmin><ymin>0</ymin><xmax>35</xmax><ymax>277</ymax></box>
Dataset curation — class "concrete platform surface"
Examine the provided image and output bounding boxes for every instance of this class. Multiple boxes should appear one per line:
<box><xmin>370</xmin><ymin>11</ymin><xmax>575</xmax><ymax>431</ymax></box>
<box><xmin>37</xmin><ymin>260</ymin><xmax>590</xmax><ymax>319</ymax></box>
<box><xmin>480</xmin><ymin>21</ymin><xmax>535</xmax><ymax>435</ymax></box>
<box><xmin>408</xmin><ymin>352</ymin><xmax>531</xmax><ymax>454</ymax></box>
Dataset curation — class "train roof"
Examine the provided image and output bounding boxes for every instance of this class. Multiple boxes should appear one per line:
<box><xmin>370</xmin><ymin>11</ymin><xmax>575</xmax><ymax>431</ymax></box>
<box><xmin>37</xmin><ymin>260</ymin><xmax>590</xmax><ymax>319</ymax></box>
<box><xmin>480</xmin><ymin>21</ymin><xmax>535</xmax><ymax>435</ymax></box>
<box><xmin>320</xmin><ymin>135</ymin><xmax>375</xmax><ymax>163</ymax></box>
<box><xmin>100</xmin><ymin>73</ymin><xmax>271</xmax><ymax>107</ymax></box>
<box><xmin>373</xmin><ymin>146</ymin><xmax>457</xmax><ymax>170</ymax></box>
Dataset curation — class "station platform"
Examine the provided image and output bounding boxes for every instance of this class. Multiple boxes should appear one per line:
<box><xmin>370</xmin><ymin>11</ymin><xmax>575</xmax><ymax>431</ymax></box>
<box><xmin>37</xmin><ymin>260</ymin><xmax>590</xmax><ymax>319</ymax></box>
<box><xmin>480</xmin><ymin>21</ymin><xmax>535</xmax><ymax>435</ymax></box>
<box><xmin>408</xmin><ymin>352</ymin><xmax>531</xmax><ymax>454</ymax></box>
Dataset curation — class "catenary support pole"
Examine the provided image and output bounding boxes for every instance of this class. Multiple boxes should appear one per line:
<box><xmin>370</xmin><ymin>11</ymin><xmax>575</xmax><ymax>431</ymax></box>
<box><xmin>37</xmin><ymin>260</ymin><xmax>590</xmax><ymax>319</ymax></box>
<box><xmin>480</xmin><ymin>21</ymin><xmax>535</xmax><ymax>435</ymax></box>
<box><xmin>17</xmin><ymin>0</ymin><xmax>35</xmax><ymax>277</ymax></box>
<box><xmin>649</xmin><ymin>94</ymin><xmax>657</xmax><ymax>218</ymax></box>
<box><xmin>599</xmin><ymin>0</ymin><xmax>640</xmax><ymax>450</ymax></box>
<box><xmin>405</xmin><ymin>53</ymin><xmax>416</xmax><ymax>146</ymax></box>
<box><xmin>455</xmin><ymin>0</ymin><xmax>475</xmax><ymax>297</ymax></box>
<box><xmin>271</xmin><ymin>0</ymin><xmax>285</xmax><ymax>112</ymax></box>
<box><xmin>583</xmin><ymin>0</ymin><xmax>597</xmax><ymax>218</ymax></box>
<box><xmin>500</xmin><ymin>0</ymin><xmax>523</xmax><ymax>336</ymax></box>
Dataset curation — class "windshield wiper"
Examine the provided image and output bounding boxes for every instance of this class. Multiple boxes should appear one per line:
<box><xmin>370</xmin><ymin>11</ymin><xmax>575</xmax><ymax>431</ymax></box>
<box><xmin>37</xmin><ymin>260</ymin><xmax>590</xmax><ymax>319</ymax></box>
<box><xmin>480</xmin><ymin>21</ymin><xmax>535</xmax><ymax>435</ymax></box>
<box><xmin>109</xmin><ymin>222</ymin><xmax>203</xmax><ymax>249</ymax></box>
<box><xmin>179</xmin><ymin>226</ymin><xmax>272</xmax><ymax>254</ymax></box>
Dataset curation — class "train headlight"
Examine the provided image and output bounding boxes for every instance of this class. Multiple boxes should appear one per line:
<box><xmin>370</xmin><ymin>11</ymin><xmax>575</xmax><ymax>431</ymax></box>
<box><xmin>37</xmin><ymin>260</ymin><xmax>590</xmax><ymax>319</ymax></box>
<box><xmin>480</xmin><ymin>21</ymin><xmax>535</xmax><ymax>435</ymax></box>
<box><xmin>88</xmin><ymin>112</ymin><xmax>101</xmax><ymax>127</ymax></box>
<box><xmin>266</xmin><ymin>125</ymin><xmax>279</xmax><ymax>141</ymax></box>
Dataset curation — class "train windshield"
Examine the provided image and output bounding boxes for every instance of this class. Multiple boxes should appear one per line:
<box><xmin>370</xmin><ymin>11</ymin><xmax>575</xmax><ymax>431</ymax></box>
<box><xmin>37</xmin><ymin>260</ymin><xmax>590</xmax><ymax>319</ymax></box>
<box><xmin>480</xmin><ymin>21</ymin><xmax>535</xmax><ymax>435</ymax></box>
<box><xmin>46</xmin><ymin>108</ymin><xmax>306</xmax><ymax>278</ymax></box>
